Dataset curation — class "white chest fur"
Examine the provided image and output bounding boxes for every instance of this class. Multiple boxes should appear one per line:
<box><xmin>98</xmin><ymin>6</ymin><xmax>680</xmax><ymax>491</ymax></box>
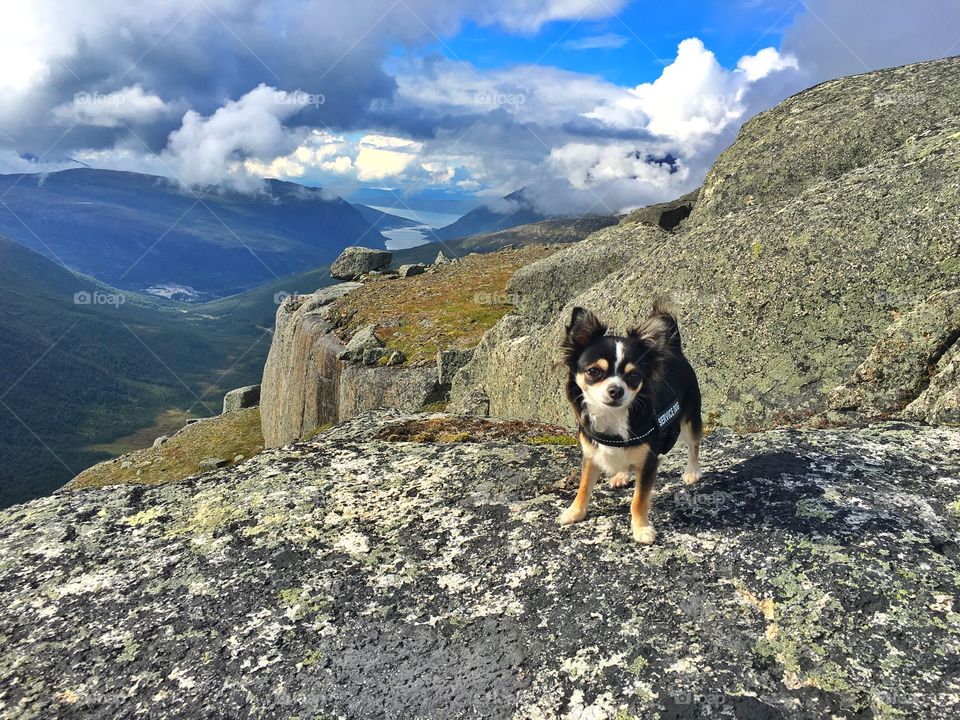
<box><xmin>581</xmin><ymin>405</ymin><xmax>644</xmax><ymax>476</ymax></box>
<box><xmin>582</xmin><ymin>440</ymin><xmax>633</xmax><ymax>475</ymax></box>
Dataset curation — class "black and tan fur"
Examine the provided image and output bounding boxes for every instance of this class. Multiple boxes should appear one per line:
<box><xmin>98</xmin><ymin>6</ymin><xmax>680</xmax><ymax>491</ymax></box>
<box><xmin>557</xmin><ymin>303</ymin><xmax>703</xmax><ymax>543</ymax></box>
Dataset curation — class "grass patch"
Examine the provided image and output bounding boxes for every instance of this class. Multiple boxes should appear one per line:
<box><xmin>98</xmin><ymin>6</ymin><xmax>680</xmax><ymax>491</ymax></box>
<box><xmin>375</xmin><ymin>416</ymin><xmax>573</xmax><ymax>444</ymax></box>
<box><xmin>67</xmin><ymin>407</ymin><xmax>264</xmax><ymax>491</ymax></box>
<box><xmin>327</xmin><ymin>246</ymin><xmax>560</xmax><ymax>365</ymax></box>
<box><xmin>526</xmin><ymin>434</ymin><xmax>578</xmax><ymax>446</ymax></box>
<box><xmin>302</xmin><ymin>422</ymin><xmax>334</xmax><ymax>440</ymax></box>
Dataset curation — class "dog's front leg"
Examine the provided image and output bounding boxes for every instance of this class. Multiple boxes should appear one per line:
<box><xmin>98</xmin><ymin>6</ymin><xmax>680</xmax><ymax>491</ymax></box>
<box><xmin>557</xmin><ymin>456</ymin><xmax>600</xmax><ymax>525</ymax></box>
<box><xmin>631</xmin><ymin>453</ymin><xmax>660</xmax><ymax>544</ymax></box>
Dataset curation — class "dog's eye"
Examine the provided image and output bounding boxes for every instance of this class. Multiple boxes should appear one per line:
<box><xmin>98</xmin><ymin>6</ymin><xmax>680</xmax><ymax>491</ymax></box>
<box><xmin>624</xmin><ymin>371</ymin><xmax>641</xmax><ymax>386</ymax></box>
<box><xmin>585</xmin><ymin>366</ymin><xmax>603</xmax><ymax>381</ymax></box>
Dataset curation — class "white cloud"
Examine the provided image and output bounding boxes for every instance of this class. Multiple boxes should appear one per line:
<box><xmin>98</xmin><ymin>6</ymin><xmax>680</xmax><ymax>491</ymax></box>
<box><xmin>355</xmin><ymin>135</ymin><xmax>424</xmax><ymax>181</ymax></box>
<box><xmin>586</xmin><ymin>38</ymin><xmax>799</xmax><ymax>146</ymax></box>
<box><xmin>51</xmin><ymin>86</ymin><xmax>174</xmax><ymax>127</ymax></box>
<box><xmin>562</xmin><ymin>32</ymin><xmax>629</xmax><ymax>51</ymax></box>
<box><xmin>484</xmin><ymin>0</ymin><xmax>630</xmax><ymax>33</ymax></box>
<box><xmin>163</xmin><ymin>84</ymin><xmax>309</xmax><ymax>190</ymax></box>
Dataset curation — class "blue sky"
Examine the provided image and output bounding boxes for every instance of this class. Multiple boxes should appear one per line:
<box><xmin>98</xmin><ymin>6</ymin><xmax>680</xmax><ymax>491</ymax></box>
<box><xmin>430</xmin><ymin>1</ymin><xmax>804</xmax><ymax>86</ymax></box>
<box><xmin>0</xmin><ymin>0</ymin><xmax>957</xmax><ymax>220</ymax></box>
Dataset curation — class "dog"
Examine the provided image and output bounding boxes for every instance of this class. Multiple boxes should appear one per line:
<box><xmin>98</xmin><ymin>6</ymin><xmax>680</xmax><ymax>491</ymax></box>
<box><xmin>557</xmin><ymin>303</ymin><xmax>703</xmax><ymax>543</ymax></box>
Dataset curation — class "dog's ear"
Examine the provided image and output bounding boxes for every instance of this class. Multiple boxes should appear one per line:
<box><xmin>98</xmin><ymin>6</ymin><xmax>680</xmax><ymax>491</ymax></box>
<box><xmin>565</xmin><ymin>307</ymin><xmax>607</xmax><ymax>351</ymax></box>
<box><xmin>628</xmin><ymin>301</ymin><xmax>679</xmax><ymax>352</ymax></box>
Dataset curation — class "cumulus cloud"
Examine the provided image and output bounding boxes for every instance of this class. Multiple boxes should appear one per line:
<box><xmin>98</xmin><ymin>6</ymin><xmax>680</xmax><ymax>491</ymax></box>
<box><xmin>163</xmin><ymin>84</ymin><xmax>310</xmax><ymax>190</ymax></box>
<box><xmin>355</xmin><ymin>135</ymin><xmax>424</xmax><ymax>181</ymax></box>
<box><xmin>0</xmin><ymin>0</ymin><xmax>956</xmax><ymax>216</ymax></box>
<box><xmin>586</xmin><ymin>39</ymin><xmax>798</xmax><ymax>146</ymax></box>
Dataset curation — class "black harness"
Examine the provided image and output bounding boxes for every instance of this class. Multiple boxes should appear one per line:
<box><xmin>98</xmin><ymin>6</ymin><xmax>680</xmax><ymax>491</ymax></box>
<box><xmin>578</xmin><ymin>390</ymin><xmax>681</xmax><ymax>451</ymax></box>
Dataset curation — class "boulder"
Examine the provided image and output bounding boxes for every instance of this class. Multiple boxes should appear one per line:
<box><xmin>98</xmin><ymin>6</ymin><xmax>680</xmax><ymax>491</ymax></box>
<box><xmin>451</xmin><ymin>56</ymin><xmax>960</xmax><ymax>430</ymax></box>
<box><xmin>436</xmin><ymin>348</ymin><xmax>475</xmax><ymax>386</ymax></box>
<box><xmin>3</xmin><ymin>411</ymin><xmax>959</xmax><ymax>718</ymax></box>
<box><xmin>152</xmin><ymin>436</ymin><xmax>169</xmax><ymax>449</ymax></box>
<box><xmin>619</xmin><ymin>188</ymin><xmax>699</xmax><ymax>230</ymax></box>
<box><xmin>397</xmin><ymin>263</ymin><xmax>427</xmax><ymax>278</ymax></box>
<box><xmin>338</xmin><ymin>324</ymin><xmax>385</xmax><ymax>364</ymax></box>
<box><xmin>222</xmin><ymin>384</ymin><xmax>260</xmax><ymax>413</ymax></box>
<box><xmin>261</xmin><ymin>302</ymin><xmax>436</xmax><ymax>447</ymax></box>
<box><xmin>434</xmin><ymin>251</ymin><xmax>451</xmax><ymax>265</ymax></box>
<box><xmin>197</xmin><ymin>457</ymin><xmax>228</xmax><ymax>471</ymax></box>
<box><xmin>330</xmin><ymin>246</ymin><xmax>392</xmax><ymax>280</ymax></box>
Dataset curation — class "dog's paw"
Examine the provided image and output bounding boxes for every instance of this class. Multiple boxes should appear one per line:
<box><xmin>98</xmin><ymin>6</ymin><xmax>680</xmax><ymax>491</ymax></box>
<box><xmin>632</xmin><ymin>523</ymin><xmax>656</xmax><ymax>544</ymax></box>
<box><xmin>557</xmin><ymin>506</ymin><xmax>586</xmax><ymax>526</ymax></box>
<box><xmin>608</xmin><ymin>471</ymin><xmax>630</xmax><ymax>488</ymax></box>
<box><xmin>682</xmin><ymin>469</ymin><xmax>702</xmax><ymax>486</ymax></box>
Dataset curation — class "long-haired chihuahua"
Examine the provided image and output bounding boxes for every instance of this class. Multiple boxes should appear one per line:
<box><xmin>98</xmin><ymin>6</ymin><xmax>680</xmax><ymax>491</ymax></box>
<box><xmin>557</xmin><ymin>303</ymin><xmax>703</xmax><ymax>543</ymax></box>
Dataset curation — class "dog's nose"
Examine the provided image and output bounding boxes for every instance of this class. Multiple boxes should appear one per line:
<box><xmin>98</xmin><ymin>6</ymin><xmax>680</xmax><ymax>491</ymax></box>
<box><xmin>607</xmin><ymin>384</ymin><xmax>624</xmax><ymax>400</ymax></box>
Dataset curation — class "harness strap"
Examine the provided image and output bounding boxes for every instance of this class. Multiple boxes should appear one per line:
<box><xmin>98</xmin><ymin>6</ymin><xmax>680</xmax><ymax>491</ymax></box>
<box><xmin>579</xmin><ymin>399</ymin><xmax>681</xmax><ymax>448</ymax></box>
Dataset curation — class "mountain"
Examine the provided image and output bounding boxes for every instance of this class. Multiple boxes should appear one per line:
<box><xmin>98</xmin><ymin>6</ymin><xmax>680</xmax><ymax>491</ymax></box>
<box><xmin>0</xmin><ymin>212</ymin><xmax>608</xmax><ymax>507</ymax></box>
<box><xmin>0</xmin><ymin>168</ymin><xmax>387</xmax><ymax>298</ymax></box>
<box><xmin>431</xmin><ymin>189</ymin><xmax>549</xmax><ymax>241</ymax></box>
<box><xmin>0</xmin><ymin>236</ymin><xmax>265</xmax><ymax>506</ymax></box>
<box><xmin>353</xmin><ymin>204</ymin><xmax>423</xmax><ymax>231</ymax></box>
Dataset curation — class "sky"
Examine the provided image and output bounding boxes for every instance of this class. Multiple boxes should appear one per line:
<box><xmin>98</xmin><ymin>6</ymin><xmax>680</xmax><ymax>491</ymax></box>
<box><xmin>0</xmin><ymin>0</ymin><xmax>958</xmax><ymax>218</ymax></box>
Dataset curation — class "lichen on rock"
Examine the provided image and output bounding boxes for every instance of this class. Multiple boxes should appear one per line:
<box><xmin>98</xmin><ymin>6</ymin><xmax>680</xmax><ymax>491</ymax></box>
<box><xmin>2</xmin><ymin>411</ymin><xmax>959</xmax><ymax>719</ymax></box>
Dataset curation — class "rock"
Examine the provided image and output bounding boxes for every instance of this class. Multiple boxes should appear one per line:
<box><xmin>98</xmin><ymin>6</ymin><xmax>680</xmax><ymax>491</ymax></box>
<box><xmin>313</xmin><ymin>282</ymin><xmax>362</xmax><ymax>305</ymax></box>
<box><xmin>446</xmin><ymin>387</ymin><xmax>490</xmax><ymax>416</ymax></box>
<box><xmin>330</xmin><ymin>246</ymin><xmax>392</xmax><ymax>280</ymax></box>
<box><xmin>437</xmin><ymin>348</ymin><xmax>475</xmax><ymax>386</ymax></box>
<box><xmin>152</xmin><ymin>436</ymin><xmax>169</xmax><ymax>449</ymax></box>
<box><xmin>120</xmin><ymin>460</ymin><xmax>133</xmax><ymax>469</ymax></box>
<box><xmin>434</xmin><ymin>251</ymin><xmax>450</xmax><ymax>265</ymax></box>
<box><xmin>339</xmin><ymin>324</ymin><xmax>388</xmax><ymax>365</ymax></box>
<box><xmin>2</xmin><ymin>411</ymin><xmax>959</xmax><ymax>718</ymax></box>
<box><xmin>451</xmin><ymin>56</ymin><xmax>960</xmax><ymax>430</ymax></box>
<box><xmin>233</xmin><ymin>454</ymin><xmax>245</xmax><ymax>463</ymax></box>
<box><xmin>397</xmin><ymin>263</ymin><xmax>427</xmax><ymax>278</ymax></box>
<box><xmin>197</xmin><ymin>457</ymin><xmax>228</xmax><ymax>471</ymax></box>
<box><xmin>222</xmin><ymin>384</ymin><xmax>261</xmax><ymax>413</ymax></box>
<box><xmin>620</xmin><ymin>188</ymin><xmax>699</xmax><ymax>230</ymax></box>
<box><xmin>903</xmin><ymin>339</ymin><xmax>960</xmax><ymax>424</ymax></box>
<box><xmin>338</xmin><ymin>366</ymin><xmax>442</xmax><ymax>419</ymax></box>
<box><xmin>260</xmin><ymin>297</ymin><xmax>345</xmax><ymax>448</ymax></box>
<box><xmin>505</xmin><ymin>223</ymin><xmax>666</xmax><ymax>323</ymax></box>
<box><xmin>829</xmin><ymin>290</ymin><xmax>960</xmax><ymax>419</ymax></box>
<box><xmin>261</xmin><ymin>305</ymin><xmax>438</xmax><ymax>447</ymax></box>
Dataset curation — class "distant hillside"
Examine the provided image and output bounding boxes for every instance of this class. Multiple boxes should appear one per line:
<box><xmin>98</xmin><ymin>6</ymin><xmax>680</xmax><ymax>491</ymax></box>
<box><xmin>0</xmin><ymin>168</ymin><xmax>386</xmax><ymax>298</ymax></box>
<box><xmin>431</xmin><ymin>189</ymin><xmax>548</xmax><ymax>241</ymax></box>
<box><xmin>0</xmin><ymin>236</ymin><xmax>265</xmax><ymax>507</ymax></box>
<box><xmin>353</xmin><ymin>204</ymin><xmax>423</xmax><ymax>231</ymax></box>
<box><xmin>0</xmin><ymin>212</ymin><xmax>614</xmax><ymax>506</ymax></box>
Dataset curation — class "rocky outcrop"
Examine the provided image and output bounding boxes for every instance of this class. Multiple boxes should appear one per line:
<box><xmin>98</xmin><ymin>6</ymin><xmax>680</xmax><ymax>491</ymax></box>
<box><xmin>397</xmin><ymin>263</ymin><xmax>427</xmax><ymax>278</ymax></box>
<box><xmin>260</xmin><ymin>285</ymin><xmax>441</xmax><ymax>447</ymax></box>
<box><xmin>451</xmin><ymin>56</ymin><xmax>960</xmax><ymax>430</ymax></box>
<box><xmin>338</xmin><ymin>324</ymin><xmax>404</xmax><ymax>366</ymax></box>
<box><xmin>222</xmin><ymin>384</ymin><xmax>260</xmax><ymax>413</ymax></box>
<box><xmin>620</xmin><ymin>188</ymin><xmax>699</xmax><ymax>230</ymax></box>
<box><xmin>330</xmin><ymin>246</ymin><xmax>392</xmax><ymax>280</ymax></box>
<box><xmin>829</xmin><ymin>290</ymin><xmax>960</xmax><ymax>421</ymax></box>
<box><xmin>3</xmin><ymin>411</ymin><xmax>959</xmax><ymax>719</ymax></box>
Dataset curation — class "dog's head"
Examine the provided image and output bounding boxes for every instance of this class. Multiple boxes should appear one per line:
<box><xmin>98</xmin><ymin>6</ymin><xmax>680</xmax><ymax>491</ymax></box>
<box><xmin>563</xmin><ymin>306</ymin><xmax>676</xmax><ymax>413</ymax></box>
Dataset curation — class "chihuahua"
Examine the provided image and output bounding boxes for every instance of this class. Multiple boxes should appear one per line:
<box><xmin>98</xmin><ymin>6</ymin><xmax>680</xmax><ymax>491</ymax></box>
<box><xmin>557</xmin><ymin>303</ymin><xmax>703</xmax><ymax>543</ymax></box>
